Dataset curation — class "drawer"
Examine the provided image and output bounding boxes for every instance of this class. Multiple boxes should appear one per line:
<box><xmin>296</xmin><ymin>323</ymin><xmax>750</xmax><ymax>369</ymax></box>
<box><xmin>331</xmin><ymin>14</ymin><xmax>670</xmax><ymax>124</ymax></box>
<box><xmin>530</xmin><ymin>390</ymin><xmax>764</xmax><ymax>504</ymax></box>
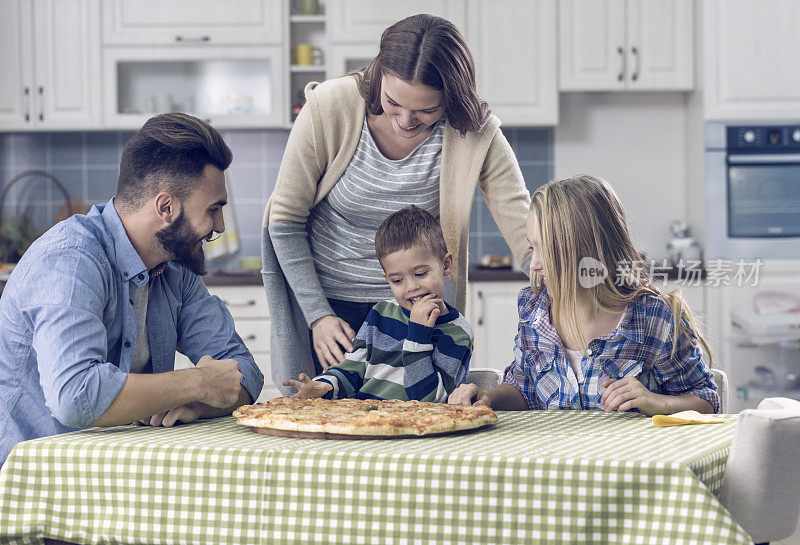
<box><xmin>103</xmin><ymin>0</ymin><xmax>284</xmax><ymax>46</ymax></box>
<box><xmin>250</xmin><ymin>351</ymin><xmax>271</xmax><ymax>380</ymax></box>
<box><xmin>236</xmin><ymin>320</ymin><xmax>270</xmax><ymax>353</ymax></box>
<box><xmin>209</xmin><ymin>286</ymin><xmax>269</xmax><ymax>319</ymax></box>
<box><xmin>251</xmin><ymin>352</ymin><xmax>281</xmax><ymax>402</ymax></box>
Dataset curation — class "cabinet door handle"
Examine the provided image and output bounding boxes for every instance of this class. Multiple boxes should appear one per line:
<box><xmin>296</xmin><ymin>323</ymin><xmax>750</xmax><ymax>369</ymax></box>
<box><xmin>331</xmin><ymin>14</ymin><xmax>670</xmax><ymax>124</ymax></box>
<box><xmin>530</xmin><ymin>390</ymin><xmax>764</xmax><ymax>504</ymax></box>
<box><xmin>221</xmin><ymin>299</ymin><xmax>257</xmax><ymax>307</ymax></box>
<box><xmin>617</xmin><ymin>46</ymin><xmax>625</xmax><ymax>81</ymax></box>
<box><xmin>477</xmin><ymin>290</ymin><xmax>485</xmax><ymax>326</ymax></box>
<box><xmin>23</xmin><ymin>86</ymin><xmax>30</xmax><ymax>122</ymax></box>
<box><xmin>244</xmin><ymin>334</ymin><xmax>258</xmax><ymax>341</ymax></box>
<box><xmin>631</xmin><ymin>46</ymin><xmax>640</xmax><ymax>82</ymax></box>
<box><xmin>37</xmin><ymin>86</ymin><xmax>44</xmax><ymax>121</ymax></box>
<box><xmin>175</xmin><ymin>35</ymin><xmax>210</xmax><ymax>43</ymax></box>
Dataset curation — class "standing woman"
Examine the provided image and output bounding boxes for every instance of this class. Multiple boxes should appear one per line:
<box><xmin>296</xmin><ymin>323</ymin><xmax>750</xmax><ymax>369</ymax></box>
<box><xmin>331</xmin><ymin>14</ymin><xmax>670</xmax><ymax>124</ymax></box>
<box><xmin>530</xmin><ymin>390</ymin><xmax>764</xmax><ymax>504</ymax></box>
<box><xmin>263</xmin><ymin>13</ymin><xmax>532</xmax><ymax>393</ymax></box>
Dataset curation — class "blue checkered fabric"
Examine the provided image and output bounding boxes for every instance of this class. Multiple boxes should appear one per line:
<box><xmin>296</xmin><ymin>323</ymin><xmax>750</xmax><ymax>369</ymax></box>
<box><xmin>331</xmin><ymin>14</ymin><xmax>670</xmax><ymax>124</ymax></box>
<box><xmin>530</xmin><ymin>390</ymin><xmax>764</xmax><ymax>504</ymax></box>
<box><xmin>503</xmin><ymin>286</ymin><xmax>719</xmax><ymax>412</ymax></box>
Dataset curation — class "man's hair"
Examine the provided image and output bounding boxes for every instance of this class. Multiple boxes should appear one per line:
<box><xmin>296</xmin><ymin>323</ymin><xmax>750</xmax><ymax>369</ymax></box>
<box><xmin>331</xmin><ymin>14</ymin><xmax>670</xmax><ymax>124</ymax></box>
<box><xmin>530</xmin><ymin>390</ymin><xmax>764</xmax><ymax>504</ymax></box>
<box><xmin>375</xmin><ymin>205</ymin><xmax>448</xmax><ymax>262</ymax></box>
<box><xmin>115</xmin><ymin>113</ymin><xmax>232</xmax><ymax>212</ymax></box>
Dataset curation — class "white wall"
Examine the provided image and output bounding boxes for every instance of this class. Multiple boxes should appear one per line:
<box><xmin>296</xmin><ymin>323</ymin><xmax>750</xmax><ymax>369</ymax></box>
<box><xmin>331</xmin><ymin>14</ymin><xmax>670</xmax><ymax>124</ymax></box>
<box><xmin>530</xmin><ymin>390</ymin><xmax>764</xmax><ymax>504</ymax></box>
<box><xmin>553</xmin><ymin>92</ymin><xmax>692</xmax><ymax>262</ymax></box>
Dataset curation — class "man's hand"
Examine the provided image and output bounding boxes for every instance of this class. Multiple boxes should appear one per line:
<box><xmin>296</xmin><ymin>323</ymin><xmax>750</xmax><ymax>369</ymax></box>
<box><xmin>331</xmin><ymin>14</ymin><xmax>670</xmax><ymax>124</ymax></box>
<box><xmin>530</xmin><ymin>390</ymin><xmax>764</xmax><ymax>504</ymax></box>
<box><xmin>601</xmin><ymin>377</ymin><xmax>665</xmax><ymax>416</ymax></box>
<box><xmin>409</xmin><ymin>294</ymin><xmax>442</xmax><ymax>327</ymax></box>
<box><xmin>139</xmin><ymin>402</ymin><xmax>204</xmax><ymax>427</ymax></box>
<box><xmin>195</xmin><ymin>355</ymin><xmax>243</xmax><ymax>408</ymax></box>
<box><xmin>283</xmin><ymin>373</ymin><xmax>334</xmax><ymax>399</ymax></box>
<box><xmin>311</xmin><ymin>315</ymin><xmax>356</xmax><ymax>370</ymax></box>
<box><xmin>448</xmin><ymin>383</ymin><xmax>491</xmax><ymax>407</ymax></box>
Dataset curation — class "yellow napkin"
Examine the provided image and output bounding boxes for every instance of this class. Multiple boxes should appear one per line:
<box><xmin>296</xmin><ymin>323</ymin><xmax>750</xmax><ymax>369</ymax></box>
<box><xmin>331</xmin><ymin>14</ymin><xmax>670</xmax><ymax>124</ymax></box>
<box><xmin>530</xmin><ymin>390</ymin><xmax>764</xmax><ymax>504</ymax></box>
<box><xmin>652</xmin><ymin>410</ymin><xmax>727</xmax><ymax>427</ymax></box>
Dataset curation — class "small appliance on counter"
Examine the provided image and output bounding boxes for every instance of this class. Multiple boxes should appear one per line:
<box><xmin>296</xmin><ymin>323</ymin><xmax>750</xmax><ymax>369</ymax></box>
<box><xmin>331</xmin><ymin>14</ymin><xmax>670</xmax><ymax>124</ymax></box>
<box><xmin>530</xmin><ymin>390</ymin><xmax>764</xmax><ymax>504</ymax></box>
<box><xmin>665</xmin><ymin>220</ymin><xmax>702</xmax><ymax>268</ymax></box>
<box><xmin>729</xmin><ymin>291</ymin><xmax>800</xmax><ymax>411</ymax></box>
<box><xmin>475</xmin><ymin>254</ymin><xmax>513</xmax><ymax>270</ymax></box>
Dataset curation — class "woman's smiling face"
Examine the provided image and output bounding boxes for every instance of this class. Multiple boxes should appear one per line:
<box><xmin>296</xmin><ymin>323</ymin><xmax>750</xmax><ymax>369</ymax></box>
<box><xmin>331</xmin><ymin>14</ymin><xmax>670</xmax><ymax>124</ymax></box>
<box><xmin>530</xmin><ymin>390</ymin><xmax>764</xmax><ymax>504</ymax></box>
<box><xmin>380</xmin><ymin>74</ymin><xmax>444</xmax><ymax>139</ymax></box>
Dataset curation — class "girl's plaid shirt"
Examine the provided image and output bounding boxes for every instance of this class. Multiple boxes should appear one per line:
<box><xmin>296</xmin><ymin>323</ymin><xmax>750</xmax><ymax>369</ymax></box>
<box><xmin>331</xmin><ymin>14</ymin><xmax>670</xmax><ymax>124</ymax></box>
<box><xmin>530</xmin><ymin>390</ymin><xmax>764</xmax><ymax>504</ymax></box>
<box><xmin>502</xmin><ymin>286</ymin><xmax>719</xmax><ymax>412</ymax></box>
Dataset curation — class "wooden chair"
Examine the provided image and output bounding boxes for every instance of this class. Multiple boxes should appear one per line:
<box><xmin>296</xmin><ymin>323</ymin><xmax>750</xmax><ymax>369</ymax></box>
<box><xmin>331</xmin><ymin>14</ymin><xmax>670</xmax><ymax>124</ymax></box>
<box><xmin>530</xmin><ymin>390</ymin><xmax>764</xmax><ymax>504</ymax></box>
<box><xmin>711</xmin><ymin>367</ymin><xmax>729</xmax><ymax>413</ymax></box>
<box><xmin>465</xmin><ymin>368</ymin><xmax>503</xmax><ymax>391</ymax></box>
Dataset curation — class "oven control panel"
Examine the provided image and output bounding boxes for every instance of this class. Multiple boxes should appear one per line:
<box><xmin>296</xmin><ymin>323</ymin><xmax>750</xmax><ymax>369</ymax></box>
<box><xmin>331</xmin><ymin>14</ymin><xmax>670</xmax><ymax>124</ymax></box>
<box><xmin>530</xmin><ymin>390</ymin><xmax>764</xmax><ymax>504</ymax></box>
<box><xmin>728</xmin><ymin>125</ymin><xmax>800</xmax><ymax>153</ymax></box>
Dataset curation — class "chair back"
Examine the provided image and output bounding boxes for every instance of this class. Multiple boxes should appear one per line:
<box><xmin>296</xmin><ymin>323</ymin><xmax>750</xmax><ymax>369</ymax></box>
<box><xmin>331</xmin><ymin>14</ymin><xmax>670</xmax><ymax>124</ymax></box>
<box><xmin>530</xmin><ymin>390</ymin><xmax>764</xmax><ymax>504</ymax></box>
<box><xmin>465</xmin><ymin>368</ymin><xmax>503</xmax><ymax>391</ymax></box>
<box><xmin>711</xmin><ymin>368</ymin><xmax>729</xmax><ymax>413</ymax></box>
<box><xmin>718</xmin><ymin>397</ymin><xmax>800</xmax><ymax>543</ymax></box>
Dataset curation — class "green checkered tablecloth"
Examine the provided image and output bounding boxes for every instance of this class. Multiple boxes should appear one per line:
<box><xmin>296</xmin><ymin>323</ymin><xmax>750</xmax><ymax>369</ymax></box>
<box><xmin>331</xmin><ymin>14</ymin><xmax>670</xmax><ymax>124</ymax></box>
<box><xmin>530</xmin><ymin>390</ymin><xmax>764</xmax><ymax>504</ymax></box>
<box><xmin>0</xmin><ymin>410</ymin><xmax>751</xmax><ymax>545</ymax></box>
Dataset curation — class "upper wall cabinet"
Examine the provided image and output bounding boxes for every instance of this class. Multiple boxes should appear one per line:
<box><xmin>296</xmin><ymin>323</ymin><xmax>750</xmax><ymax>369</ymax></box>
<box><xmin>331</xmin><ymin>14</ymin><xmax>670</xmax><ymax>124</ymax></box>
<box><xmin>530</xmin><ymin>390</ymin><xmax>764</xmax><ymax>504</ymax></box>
<box><xmin>467</xmin><ymin>0</ymin><xmax>558</xmax><ymax>125</ymax></box>
<box><xmin>326</xmin><ymin>1</ymin><xmax>466</xmax><ymax>81</ymax></box>
<box><xmin>0</xmin><ymin>0</ymin><xmax>30</xmax><ymax>129</ymax></box>
<box><xmin>703</xmin><ymin>0</ymin><xmax>800</xmax><ymax>121</ymax></box>
<box><xmin>101</xmin><ymin>0</ymin><xmax>287</xmax><ymax>129</ymax></box>
<box><xmin>328</xmin><ymin>0</ymin><xmax>466</xmax><ymax>44</ymax></box>
<box><xmin>327</xmin><ymin>0</ymin><xmax>558</xmax><ymax>126</ymax></box>
<box><xmin>103</xmin><ymin>46</ymin><xmax>287</xmax><ymax>129</ymax></box>
<box><xmin>559</xmin><ymin>0</ymin><xmax>693</xmax><ymax>91</ymax></box>
<box><xmin>0</xmin><ymin>0</ymin><xmax>102</xmax><ymax>130</ymax></box>
<box><xmin>102</xmin><ymin>0</ymin><xmax>284</xmax><ymax>45</ymax></box>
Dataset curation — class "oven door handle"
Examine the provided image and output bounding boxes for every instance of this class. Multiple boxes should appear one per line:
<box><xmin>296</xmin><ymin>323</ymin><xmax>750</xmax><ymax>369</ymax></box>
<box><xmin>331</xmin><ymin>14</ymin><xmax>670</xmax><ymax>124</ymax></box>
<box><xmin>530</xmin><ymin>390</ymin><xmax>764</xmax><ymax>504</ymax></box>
<box><xmin>728</xmin><ymin>154</ymin><xmax>800</xmax><ymax>164</ymax></box>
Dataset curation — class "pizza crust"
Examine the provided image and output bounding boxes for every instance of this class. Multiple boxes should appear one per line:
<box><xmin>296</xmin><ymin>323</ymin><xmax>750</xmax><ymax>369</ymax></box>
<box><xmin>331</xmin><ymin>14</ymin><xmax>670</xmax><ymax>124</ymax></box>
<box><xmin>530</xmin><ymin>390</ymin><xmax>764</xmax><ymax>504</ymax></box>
<box><xmin>233</xmin><ymin>398</ymin><xmax>498</xmax><ymax>438</ymax></box>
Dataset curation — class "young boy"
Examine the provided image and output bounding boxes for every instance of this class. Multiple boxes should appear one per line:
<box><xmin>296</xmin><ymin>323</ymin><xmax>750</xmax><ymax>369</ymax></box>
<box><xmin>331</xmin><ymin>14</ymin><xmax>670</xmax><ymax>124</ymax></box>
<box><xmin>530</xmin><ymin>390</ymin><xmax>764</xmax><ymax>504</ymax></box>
<box><xmin>283</xmin><ymin>206</ymin><xmax>473</xmax><ymax>402</ymax></box>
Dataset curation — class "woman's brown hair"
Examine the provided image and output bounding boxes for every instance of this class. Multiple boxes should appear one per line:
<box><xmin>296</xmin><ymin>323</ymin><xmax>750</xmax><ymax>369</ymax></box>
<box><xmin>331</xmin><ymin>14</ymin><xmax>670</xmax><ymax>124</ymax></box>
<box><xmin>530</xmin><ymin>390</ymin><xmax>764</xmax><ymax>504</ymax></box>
<box><xmin>353</xmin><ymin>13</ymin><xmax>489</xmax><ymax>135</ymax></box>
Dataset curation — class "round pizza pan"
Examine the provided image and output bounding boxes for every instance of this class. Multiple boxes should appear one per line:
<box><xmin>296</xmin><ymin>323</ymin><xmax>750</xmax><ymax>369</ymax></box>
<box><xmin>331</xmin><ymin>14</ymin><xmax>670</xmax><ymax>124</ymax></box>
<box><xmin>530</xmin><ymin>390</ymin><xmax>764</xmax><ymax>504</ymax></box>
<box><xmin>248</xmin><ymin>424</ymin><xmax>493</xmax><ymax>440</ymax></box>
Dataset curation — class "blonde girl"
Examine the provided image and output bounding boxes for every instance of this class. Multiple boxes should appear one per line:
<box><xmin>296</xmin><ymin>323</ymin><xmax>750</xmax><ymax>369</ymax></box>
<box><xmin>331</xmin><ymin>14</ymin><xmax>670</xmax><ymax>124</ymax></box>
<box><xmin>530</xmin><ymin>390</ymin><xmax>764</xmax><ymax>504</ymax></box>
<box><xmin>449</xmin><ymin>175</ymin><xmax>719</xmax><ymax>416</ymax></box>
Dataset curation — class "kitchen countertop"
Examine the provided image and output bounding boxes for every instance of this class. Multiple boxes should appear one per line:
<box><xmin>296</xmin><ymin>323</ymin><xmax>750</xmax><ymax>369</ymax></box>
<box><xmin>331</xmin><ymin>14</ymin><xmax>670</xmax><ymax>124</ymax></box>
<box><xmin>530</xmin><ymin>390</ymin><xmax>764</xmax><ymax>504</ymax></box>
<box><xmin>202</xmin><ymin>266</ymin><xmax>532</xmax><ymax>287</ymax></box>
<box><xmin>203</xmin><ymin>270</ymin><xmax>263</xmax><ymax>286</ymax></box>
<box><xmin>202</xmin><ymin>264</ymin><xmax>703</xmax><ymax>287</ymax></box>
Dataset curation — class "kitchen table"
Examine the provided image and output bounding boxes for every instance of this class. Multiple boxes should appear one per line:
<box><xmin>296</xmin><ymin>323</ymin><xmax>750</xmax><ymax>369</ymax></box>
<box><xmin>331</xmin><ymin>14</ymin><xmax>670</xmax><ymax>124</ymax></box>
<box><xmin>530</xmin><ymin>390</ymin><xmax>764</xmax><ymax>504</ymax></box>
<box><xmin>0</xmin><ymin>410</ymin><xmax>752</xmax><ymax>545</ymax></box>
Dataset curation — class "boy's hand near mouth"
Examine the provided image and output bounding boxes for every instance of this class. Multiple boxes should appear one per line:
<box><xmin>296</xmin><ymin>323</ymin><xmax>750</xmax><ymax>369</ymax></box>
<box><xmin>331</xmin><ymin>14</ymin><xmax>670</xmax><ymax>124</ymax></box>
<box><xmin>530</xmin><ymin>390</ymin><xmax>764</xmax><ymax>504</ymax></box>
<box><xmin>410</xmin><ymin>293</ymin><xmax>444</xmax><ymax>327</ymax></box>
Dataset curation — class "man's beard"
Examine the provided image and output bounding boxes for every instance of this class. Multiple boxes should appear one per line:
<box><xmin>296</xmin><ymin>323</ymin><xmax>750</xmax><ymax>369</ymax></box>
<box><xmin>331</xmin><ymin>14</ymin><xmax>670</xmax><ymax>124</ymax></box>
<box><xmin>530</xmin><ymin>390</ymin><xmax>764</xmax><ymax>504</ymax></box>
<box><xmin>155</xmin><ymin>209</ymin><xmax>209</xmax><ymax>275</ymax></box>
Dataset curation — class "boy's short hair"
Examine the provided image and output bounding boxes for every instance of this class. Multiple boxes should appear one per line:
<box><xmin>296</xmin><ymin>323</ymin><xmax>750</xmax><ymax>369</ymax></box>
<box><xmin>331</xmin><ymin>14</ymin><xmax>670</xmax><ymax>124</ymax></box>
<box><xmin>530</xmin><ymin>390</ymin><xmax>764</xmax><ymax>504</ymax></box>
<box><xmin>375</xmin><ymin>205</ymin><xmax>448</xmax><ymax>262</ymax></box>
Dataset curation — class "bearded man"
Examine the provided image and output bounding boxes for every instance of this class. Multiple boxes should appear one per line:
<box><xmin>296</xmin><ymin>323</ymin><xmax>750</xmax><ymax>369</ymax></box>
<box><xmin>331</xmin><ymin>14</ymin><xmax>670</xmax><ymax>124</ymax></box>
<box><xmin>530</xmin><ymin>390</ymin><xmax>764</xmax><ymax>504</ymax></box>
<box><xmin>0</xmin><ymin>113</ymin><xmax>263</xmax><ymax>464</ymax></box>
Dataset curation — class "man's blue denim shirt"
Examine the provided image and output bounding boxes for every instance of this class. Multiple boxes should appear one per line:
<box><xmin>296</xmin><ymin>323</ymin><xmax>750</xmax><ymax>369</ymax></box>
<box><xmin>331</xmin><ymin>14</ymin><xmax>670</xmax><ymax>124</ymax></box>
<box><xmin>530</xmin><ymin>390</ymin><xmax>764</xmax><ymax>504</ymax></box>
<box><xmin>0</xmin><ymin>199</ymin><xmax>263</xmax><ymax>464</ymax></box>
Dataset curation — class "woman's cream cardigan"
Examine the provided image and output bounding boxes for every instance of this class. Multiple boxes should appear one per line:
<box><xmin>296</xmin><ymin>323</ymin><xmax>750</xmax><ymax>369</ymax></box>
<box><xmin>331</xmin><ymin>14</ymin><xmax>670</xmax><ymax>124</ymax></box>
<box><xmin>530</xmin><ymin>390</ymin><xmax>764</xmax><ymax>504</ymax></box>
<box><xmin>262</xmin><ymin>75</ymin><xmax>531</xmax><ymax>393</ymax></box>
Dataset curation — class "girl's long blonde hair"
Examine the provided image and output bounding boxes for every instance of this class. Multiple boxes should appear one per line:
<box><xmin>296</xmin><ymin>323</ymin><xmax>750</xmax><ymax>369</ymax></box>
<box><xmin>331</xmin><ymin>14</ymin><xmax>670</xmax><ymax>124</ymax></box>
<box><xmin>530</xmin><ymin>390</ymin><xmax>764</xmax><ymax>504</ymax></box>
<box><xmin>530</xmin><ymin>175</ymin><xmax>711</xmax><ymax>361</ymax></box>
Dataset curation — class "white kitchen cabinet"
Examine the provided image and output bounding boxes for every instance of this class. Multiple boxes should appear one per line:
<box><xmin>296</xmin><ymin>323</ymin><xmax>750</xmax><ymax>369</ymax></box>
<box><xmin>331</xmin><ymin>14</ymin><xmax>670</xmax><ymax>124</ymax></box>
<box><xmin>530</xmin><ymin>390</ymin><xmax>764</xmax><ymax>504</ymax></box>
<box><xmin>559</xmin><ymin>0</ymin><xmax>693</xmax><ymax>91</ymax></box>
<box><xmin>0</xmin><ymin>0</ymin><xmax>102</xmax><ymax>130</ymax></box>
<box><xmin>0</xmin><ymin>0</ymin><xmax>30</xmax><ymax>129</ymax></box>
<box><xmin>703</xmin><ymin>0</ymin><xmax>800</xmax><ymax>120</ymax></box>
<box><xmin>467</xmin><ymin>281</ymin><xmax>528</xmax><ymax>371</ymax></box>
<box><xmin>661</xmin><ymin>280</ymin><xmax>705</xmax><ymax>326</ymax></box>
<box><xmin>466</xmin><ymin>0</ymin><xmax>558</xmax><ymax>125</ymax></box>
<box><xmin>103</xmin><ymin>46</ymin><xmax>286</xmax><ymax>129</ymax></box>
<box><xmin>703</xmin><ymin>261</ymin><xmax>800</xmax><ymax>411</ymax></box>
<box><xmin>175</xmin><ymin>285</ymin><xmax>278</xmax><ymax>401</ymax></box>
<box><xmin>102</xmin><ymin>0</ymin><xmax>284</xmax><ymax>45</ymax></box>
<box><xmin>328</xmin><ymin>0</ymin><xmax>466</xmax><ymax>44</ymax></box>
<box><xmin>327</xmin><ymin>43</ymin><xmax>377</xmax><ymax>79</ymax></box>
<box><xmin>327</xmin><ymin>0</ymin><xmax>558</xmax><ymax>126</ymax></box>
<box><xmin>704</xmin><ymin>260</ymin><xmax>800</xmax><ymax>379</ymax></box>
<box><xmin>102</xmin><ymin>0</ymin><xmax>287</xmax><ymax>129</ymax></box>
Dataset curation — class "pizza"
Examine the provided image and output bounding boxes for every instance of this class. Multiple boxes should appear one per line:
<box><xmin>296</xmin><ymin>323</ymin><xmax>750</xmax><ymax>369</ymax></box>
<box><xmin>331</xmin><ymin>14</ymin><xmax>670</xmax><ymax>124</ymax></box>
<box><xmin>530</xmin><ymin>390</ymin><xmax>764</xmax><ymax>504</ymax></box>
<box><xmin>233</xmin><ymin>398</ymin><xmax>498</xmax><ymax>439</ymax></box>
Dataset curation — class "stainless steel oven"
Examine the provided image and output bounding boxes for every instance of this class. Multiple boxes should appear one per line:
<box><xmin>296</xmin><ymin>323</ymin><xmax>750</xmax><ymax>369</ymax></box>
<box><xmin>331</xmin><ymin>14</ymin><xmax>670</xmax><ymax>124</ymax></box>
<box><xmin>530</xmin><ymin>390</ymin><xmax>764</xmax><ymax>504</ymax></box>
<box><xmin>706</xmin><ymin>123</ymin><xmax>800</xmax><ymax>259</ymax></box>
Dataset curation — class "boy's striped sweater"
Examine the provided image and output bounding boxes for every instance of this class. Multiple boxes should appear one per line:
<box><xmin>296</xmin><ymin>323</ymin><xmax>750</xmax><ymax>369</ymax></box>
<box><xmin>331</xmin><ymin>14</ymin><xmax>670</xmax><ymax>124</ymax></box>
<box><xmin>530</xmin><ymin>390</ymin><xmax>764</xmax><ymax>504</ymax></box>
<box><xmin>313</xmin><ymin>299</ymin><xmax>473</xmax><ymax>402</ymax></box>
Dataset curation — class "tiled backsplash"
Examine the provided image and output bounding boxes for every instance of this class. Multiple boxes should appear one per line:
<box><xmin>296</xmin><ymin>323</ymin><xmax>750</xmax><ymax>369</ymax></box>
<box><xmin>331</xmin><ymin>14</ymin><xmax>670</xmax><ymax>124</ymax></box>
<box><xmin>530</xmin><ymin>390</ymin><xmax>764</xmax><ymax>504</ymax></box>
<box><xmin>0</xmin><ymin>127</ymin><xmax>552</xmax><ymax>269</ymax></box>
